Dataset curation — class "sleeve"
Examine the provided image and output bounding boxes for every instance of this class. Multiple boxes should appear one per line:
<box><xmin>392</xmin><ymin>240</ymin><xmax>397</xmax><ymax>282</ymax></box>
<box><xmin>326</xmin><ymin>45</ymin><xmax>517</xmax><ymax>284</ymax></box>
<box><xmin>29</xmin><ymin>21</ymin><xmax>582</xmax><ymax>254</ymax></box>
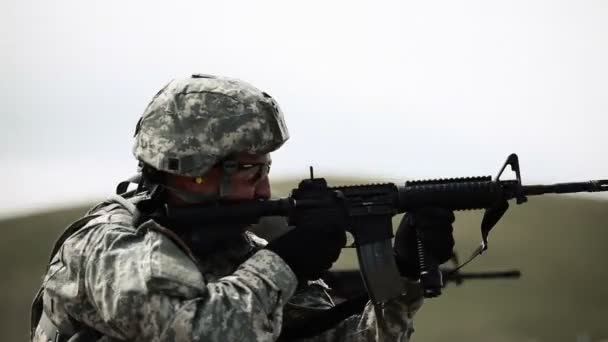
<box><xmin>283</xmin><ymin>279</ymin><xmax>424</xmax><ymax>342</ymax></box>
<box><xmin>82</xmin><ymin>221</ymin><xmax>298</xmax><ymax>342</ymax></box>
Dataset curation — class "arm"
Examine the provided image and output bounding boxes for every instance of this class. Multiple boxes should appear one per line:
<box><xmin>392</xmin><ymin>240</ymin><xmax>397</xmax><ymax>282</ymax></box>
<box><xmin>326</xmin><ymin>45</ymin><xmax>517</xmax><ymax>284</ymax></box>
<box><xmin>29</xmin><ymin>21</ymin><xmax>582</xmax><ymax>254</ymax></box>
<box><xmin>82</xmin><ymin>220</ymin><xmax>297</xmax><ymax>342</ymax></box>
<box><xmin>282</xmin><ymin>279</ymin><xmax>423</xmax><ymax>342</ymax></box>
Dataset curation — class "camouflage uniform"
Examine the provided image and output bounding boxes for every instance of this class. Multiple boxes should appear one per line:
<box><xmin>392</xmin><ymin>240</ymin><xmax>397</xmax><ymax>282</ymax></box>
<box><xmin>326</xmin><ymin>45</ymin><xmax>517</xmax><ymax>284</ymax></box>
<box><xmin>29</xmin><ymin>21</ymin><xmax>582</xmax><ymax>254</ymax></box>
<box><xmin>33</xmin><ymin>195</ymin><xmax>422</xmax><ymax>341</ymax></box>
<box><xmin>31</xmin><ymin>75</ymin><xmax>424</xmax><ymax>341</ymax></box>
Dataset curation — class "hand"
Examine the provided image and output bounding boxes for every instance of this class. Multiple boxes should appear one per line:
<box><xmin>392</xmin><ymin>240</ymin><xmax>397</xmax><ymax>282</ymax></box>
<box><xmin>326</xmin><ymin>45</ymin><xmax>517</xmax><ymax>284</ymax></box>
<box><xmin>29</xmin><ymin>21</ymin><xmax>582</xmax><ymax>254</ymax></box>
<box><xmin>394</xmin><ymin>207</ymin><xmax>455</xmax><ymax>278</ymax></box>
<box><xmin>267</xmin><ymin>180</ymin><xmax>348</xmax><ymax>283</ymax></box>
<box><xmin>266</xmin><ymin>222</ymin><xmax>346</xmax><ymax>283</ymax></box>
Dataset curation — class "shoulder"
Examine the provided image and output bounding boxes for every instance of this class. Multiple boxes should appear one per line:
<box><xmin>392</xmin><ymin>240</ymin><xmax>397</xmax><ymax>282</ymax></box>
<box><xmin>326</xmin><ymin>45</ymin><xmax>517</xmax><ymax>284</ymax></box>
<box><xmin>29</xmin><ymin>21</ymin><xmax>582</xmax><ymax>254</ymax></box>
<box><xmin>60</xmin><ymin>197</ymin><xmax>206</xmax><ymax>294</ymax></box>
<box><xmin>135</xmin><ymin>219</ymin><xmax>206</xmax><ymax>293</ymax></box>
<box><xmin>58</xmin><ymin>196</ymin><xmax>143</xmax><ymax>262</ymax></box>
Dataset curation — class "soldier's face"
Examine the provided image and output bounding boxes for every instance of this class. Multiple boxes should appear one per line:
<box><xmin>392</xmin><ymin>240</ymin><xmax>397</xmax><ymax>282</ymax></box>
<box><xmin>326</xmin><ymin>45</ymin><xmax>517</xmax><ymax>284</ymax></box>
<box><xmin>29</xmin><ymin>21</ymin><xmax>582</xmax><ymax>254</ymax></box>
<box><xmin>165</xmin><ymin>153</ymin><xmax>272</xmax><ymax>204</ymax></box>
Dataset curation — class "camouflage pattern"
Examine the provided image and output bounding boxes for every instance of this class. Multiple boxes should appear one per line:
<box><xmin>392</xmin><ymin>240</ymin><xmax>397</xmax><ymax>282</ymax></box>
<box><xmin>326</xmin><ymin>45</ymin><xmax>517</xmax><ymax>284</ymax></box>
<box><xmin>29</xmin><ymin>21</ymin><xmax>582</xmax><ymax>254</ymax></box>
<box><xmin>33</xmin><ymin>196</ymin><xmax>423</xmax><ymax>342</ymax></box>
<box><xmin>133</xmin><ymin>74</ymin><xmax>289</xmax><ymax>176</ymax></box>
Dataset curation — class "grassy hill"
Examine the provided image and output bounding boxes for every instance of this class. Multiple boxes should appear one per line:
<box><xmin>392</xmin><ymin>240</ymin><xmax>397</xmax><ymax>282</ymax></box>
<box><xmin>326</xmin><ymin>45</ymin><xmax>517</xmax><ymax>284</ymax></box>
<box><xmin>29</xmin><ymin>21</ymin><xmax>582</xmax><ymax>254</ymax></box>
<box><xmin>2</xmin><ymin>180</ymin><xmax>607</xmax><ymax>341</ymax></box>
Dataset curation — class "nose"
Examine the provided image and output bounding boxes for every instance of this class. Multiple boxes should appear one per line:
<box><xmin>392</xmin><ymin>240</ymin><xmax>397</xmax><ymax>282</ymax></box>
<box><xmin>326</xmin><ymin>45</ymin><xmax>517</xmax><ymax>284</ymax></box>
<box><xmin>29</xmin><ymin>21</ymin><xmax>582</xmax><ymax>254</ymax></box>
<box><xmin>254</xmin><ymin>177</ymin><xmax>271</xmax><ymax>199</ymax></box>
<box><xmin>226</xmin><ymin>177</ymin><xmax>271</xmax><ymax>201</ymax></box>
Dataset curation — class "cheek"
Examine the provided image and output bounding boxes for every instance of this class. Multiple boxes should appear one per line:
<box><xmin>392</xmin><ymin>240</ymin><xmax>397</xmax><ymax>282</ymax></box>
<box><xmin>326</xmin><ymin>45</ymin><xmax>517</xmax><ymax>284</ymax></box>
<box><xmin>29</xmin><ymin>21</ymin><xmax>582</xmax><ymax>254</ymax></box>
<box><xmin>167</xmin><ymin>172</ymin><xmax>221</xmax><ymax>194</ymax></box>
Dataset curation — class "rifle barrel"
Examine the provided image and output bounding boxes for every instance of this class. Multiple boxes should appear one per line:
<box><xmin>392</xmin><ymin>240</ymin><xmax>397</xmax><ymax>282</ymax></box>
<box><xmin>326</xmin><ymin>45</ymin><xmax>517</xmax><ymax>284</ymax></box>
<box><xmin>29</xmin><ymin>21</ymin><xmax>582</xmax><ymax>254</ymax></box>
<box><xmin>446</xmin><ymin>270</ymin><xmax>521</xmax><ymax>280</ymax></box>
<box><xmin>523</xmin><ymin>180</ymin><xmax>608</xmax><ymax>196</ymax></box>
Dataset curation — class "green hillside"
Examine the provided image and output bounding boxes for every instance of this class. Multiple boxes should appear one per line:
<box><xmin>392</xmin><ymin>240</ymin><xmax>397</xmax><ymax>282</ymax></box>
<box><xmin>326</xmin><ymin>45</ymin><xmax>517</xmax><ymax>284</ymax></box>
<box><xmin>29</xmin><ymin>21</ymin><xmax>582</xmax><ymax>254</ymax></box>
<box><xmin>2</xmin><ymin>180</ymin><xmax>607</xmax><ymax>341</ymax></box>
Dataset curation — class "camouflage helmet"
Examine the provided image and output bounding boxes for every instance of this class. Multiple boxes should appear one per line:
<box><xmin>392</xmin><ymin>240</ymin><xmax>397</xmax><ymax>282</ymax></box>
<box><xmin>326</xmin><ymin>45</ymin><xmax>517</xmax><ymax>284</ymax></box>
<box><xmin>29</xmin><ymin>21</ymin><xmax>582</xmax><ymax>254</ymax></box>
<box><xmin>133</xmin><ymin>74</ymin><xmax>289</xmax><ymax>177</ymax></box>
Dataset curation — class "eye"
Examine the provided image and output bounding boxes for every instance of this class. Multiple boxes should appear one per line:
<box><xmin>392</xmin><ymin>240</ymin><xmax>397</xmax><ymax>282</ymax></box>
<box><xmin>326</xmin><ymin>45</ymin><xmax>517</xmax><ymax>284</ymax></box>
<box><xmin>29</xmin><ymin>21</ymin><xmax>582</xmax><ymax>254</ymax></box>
<box><xmin>238</xmin><ymin>164</ymin><xmax>262</xmax><ymax>180</ymax></box>
<box><xmin>238</xmin><ymin>164</ymin><xmax>257</xmax><ymax>170</ymax></box>
<box><xmin>237</xmin><ymin>162</ymin><xmax>271</xmax><ymax>182</ymax></box>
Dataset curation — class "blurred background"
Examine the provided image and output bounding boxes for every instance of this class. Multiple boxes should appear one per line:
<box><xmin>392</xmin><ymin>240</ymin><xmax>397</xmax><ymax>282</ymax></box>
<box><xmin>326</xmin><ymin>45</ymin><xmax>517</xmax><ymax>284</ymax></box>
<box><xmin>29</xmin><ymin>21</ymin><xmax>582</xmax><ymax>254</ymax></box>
<box><xmin>2</xmin><ymin>0</ymin><xmax>607</xmax><ymax>341</ymax></box>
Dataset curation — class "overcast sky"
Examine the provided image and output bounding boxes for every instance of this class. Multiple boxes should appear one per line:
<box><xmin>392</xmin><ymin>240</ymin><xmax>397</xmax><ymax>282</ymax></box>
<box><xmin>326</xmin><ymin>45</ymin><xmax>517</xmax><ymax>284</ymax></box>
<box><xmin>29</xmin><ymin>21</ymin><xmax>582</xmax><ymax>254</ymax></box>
<box><xmin>2</xmin><ymin>0</ymin><xmax>607</xmax><ymax>217</ymax></box>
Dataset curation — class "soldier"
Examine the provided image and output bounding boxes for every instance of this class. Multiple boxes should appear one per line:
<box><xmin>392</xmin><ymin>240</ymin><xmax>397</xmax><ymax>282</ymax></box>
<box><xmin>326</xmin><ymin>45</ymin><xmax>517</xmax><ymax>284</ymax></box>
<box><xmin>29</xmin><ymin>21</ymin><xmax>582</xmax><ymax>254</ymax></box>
<box><xmin>31</xmin><ymin>74</ymin><xmax>455</xmax><ymax>341</ymax></box>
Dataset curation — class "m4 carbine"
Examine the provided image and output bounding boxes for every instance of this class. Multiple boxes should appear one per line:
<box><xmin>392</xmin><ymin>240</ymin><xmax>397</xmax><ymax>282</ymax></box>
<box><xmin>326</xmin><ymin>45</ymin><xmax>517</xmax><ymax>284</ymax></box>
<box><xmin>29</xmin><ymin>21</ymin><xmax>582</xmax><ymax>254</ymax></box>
<box><xmin>147</xmin><ymin>153</ymin><xmax>608</xmax><ymax>304</ymax></box>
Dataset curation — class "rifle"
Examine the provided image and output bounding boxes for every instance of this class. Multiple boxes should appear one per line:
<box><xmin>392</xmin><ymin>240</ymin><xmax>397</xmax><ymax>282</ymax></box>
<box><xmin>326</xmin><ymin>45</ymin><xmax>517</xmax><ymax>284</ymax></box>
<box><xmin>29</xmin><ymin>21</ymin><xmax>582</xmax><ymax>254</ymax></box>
<box><xmin>138</xmin><ymin>153</ymin><xmax>608</xmax><ymax>304</ymax></box>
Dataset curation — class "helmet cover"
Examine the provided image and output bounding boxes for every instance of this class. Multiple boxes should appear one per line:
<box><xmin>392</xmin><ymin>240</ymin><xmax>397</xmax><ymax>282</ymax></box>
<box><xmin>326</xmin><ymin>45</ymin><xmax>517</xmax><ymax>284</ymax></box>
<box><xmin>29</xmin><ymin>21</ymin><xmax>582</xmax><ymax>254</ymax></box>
<box><xmin>133</xmin><ymin>74</ymin><xmax>289</xmax><ymax>176</ymax></box>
